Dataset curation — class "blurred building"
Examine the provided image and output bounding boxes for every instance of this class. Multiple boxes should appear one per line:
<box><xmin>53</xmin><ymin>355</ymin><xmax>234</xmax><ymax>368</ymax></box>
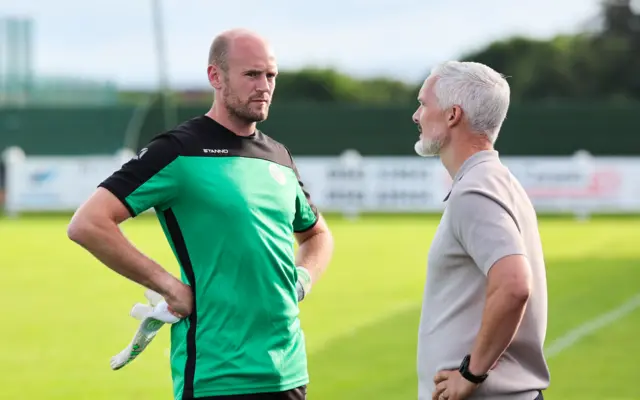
<box><xmin>0</xmin><ymin>16</ymin><xmax>117</xmax><ymax>107</ymax></box>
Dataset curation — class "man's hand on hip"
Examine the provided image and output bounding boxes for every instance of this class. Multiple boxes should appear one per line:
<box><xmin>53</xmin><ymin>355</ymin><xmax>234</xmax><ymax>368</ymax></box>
<box><xmin>432</xmin><ymin>370</ymin><xmax>478</xmax><ymax>400</ymax></box>
<box><xmin>163</xmin><ymin>279</ymin><xmax>194</xmax><ymax>318</ymax></box>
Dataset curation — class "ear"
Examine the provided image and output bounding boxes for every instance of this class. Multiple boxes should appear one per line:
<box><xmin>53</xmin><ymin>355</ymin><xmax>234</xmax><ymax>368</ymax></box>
<box><xmin>447</xmin><ymin>105</ymin><xmax>463</xmax><ymax>128</ymax></box>
<box><xmin>208</xmin><ymin>65</ymin><xmax>223</xmax><ymax>90</ymax></box>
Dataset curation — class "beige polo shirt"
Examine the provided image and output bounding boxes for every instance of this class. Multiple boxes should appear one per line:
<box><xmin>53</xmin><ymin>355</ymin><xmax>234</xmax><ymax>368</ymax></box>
<box><xmin>417</xmin><ymin>150</ymin><xmax>550</xmax><ymax>400</ymax></box>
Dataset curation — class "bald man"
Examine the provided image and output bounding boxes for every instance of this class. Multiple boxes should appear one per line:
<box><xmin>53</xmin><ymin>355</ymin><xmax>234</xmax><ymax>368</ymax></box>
<box><xmin>68</xmin><ymin>29</ymin><xmax>334</xmax><ymax>400</ymax></box>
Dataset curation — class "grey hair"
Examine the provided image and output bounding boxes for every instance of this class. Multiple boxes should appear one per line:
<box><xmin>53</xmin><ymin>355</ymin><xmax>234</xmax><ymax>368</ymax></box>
<box><xmin>429</xmin><ymin>61</ymin><xmax>510</xmax><ymax>143</ymax></box>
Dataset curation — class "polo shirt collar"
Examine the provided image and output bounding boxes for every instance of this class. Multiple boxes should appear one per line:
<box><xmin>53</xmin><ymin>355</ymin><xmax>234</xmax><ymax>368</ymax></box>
<box><xmin>443</xmin><ymin>150</ymin><xmax>499</xmax><ymax>201</ymax></box>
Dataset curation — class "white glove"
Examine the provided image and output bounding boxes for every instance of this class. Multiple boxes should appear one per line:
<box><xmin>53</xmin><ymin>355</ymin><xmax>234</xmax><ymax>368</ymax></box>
<box><xmin>110</xmin><ymin>289</ymin><xmax>181</xmax><ymax>371</ymax></box>
<box><xmin>295</xmin><ymin>266</ymin><xmax>312</xmax><ymax>302</ymax></box>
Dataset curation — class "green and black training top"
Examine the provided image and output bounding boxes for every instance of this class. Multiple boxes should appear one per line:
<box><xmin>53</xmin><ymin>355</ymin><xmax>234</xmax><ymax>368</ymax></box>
<box><xmin>99</xmin><ymin>115</ymin><xmax>319</xmax><ymax>399</ymax></box>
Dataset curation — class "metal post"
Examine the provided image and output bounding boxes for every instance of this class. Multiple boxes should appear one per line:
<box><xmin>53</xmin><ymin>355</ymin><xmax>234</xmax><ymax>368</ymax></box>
<box><xmin>150</xmin><ymin>0</ymin><xmax>176</xmax><ymax>130</ymax></box>
<box><xmin>0</xmin><ymin>18</ymin><xmax>6</xmax><ymax>105</ymax></box>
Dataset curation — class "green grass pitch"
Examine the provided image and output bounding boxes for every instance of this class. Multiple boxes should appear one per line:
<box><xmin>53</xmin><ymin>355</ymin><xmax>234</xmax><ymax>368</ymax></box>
<box><xmin>1</xmin><ymin>213</ymin><xmax>639</xmax><ymax>399</ymax></box>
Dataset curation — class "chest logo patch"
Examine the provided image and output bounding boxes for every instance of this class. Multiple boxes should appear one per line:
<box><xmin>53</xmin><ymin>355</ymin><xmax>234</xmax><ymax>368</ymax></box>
<box><xmin>269</xmin><ymin>163</ymin><xmax>286</xmax><ymax>185</ymax></box>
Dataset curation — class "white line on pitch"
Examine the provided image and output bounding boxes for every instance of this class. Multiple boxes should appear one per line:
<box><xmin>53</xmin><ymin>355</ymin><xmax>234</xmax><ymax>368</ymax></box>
<box><xmin>544</xmin><ymin>293</ymin><xmax>640</xmax><ymax>359</ymax></box>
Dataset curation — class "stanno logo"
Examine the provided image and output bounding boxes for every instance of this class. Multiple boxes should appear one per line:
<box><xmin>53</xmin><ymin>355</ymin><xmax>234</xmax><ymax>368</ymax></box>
<box><xmin>203</xmin><ymin>149</ymin><xmax>229</xmax><ymax>154</ymax></box>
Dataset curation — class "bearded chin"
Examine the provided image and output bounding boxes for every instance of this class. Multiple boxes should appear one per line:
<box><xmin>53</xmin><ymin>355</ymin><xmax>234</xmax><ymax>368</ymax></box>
<box><xmin>414</xmin><ymin>137</ymin><xmax>440</xmax><ymax>157</ymax></box>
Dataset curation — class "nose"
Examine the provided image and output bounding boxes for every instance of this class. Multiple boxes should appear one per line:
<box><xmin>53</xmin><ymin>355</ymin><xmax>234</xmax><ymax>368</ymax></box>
<box><xmin>412</xmin><ymin>109</ymin><xmax>420</xmax><ymax>124</ymax></box>
<box><xmin>255</xmin><ymin>75</ymin><xmax>270</xmax><ymax>92</ymax></box>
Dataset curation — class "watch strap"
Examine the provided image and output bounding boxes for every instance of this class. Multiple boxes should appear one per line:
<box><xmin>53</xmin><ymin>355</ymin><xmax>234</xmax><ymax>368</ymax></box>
<box><xmin>459</xmin><ymin>355</ymin><xmax>488</xmax><ymax>384</ymax></box>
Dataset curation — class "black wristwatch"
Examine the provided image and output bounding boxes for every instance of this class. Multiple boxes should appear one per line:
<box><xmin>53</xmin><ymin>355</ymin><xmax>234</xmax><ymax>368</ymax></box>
<box><xmin>459</xmin><ymin>355</ymin><xmax>488</xmax><ymax>384</ymax></box>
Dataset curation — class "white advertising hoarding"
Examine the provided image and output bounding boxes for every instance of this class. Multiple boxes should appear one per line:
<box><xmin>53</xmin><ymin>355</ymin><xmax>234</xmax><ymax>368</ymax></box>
<box><xmin>293</xmin><ymin>154</ymin><xmax>640</xmax><ymax>214</ymax></box>
<box><xmin>2</xmin><ymin>147</ymin><xmax>134</xmax><ymax>215</ymax></box>
<box><xmin>3</xmin><ymin>147</ymin><xmax>640</xmax><ymax>215</ymax></box>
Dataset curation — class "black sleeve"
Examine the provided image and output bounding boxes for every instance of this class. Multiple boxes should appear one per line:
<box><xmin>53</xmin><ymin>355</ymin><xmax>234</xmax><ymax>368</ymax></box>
<box><xmin>98</xmin><ymin>133</ymin><xmax>182</xmax><ymax>217</ymax></box>
<box><xmin>284</xmin><ymin>146</ymin><xmax>319</xmax><ymax>232</ymax></box>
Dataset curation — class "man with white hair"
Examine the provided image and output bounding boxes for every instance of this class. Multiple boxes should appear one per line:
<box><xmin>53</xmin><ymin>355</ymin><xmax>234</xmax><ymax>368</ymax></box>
<box><xmin>413</xmin><ymin>61</ymin><xmax>550</xmax><ymax>400</ymax></box>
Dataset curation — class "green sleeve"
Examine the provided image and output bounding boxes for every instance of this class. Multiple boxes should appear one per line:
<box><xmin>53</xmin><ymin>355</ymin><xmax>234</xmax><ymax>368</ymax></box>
<box><xmin>294</xmin><ymin>182</ymin><xmax>319</xmax><ymax>232</ymax></box>
<box><xmin>289</xmin><ymin>159</ymin><xmax>318</xmax><ymax>232</ymax></box>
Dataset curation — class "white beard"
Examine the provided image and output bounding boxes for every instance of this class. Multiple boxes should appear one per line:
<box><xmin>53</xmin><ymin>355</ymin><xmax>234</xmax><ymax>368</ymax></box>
<box><xmin>414</xmin><ymin>136</ymin><xmax>443</xmax><ymax>157</ymax></box>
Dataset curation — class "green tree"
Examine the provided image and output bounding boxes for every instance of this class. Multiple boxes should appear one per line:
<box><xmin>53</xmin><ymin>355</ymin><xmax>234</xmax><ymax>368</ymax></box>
<box><xmin>274</xmin><ymin>67</ymin><xmax>416</xmax><ymax>105</ymax></box>
<box><xmin>457</xmin><ymin>0</ymin><xmax>640</xmax><ymax>101</ymax></box>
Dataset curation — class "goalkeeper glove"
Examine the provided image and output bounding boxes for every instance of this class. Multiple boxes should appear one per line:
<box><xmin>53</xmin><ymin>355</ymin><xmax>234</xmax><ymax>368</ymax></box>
<box><xmin>110</xmin><ymin>289</ymin><xmax>181</xmax><ymax>371</ymax></box>
<box><xmin>295</xmin><ymin>266</ymin><xmax>312</xmax><ymax>302</ymax></box>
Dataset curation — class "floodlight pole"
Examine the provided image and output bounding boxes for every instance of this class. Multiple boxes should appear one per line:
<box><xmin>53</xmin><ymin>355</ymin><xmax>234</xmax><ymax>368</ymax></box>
<box><xmin>151</xmin><ymin>0</ymin><xmax>176</xmax><ymax>131</ymax></box>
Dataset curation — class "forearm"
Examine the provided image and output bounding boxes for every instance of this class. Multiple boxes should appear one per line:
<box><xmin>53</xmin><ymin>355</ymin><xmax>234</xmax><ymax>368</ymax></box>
<box><xmin>68</xmin><ymin>218</ymin><xmax>178</xmax><ymax>296</ymax></box>
<box><xmin>295</xmin><ymin>230</ymin><xmax>333</xmax><ymax>284</ymax></box>
<box><xmin>468</xmin><ymin>288</ymin><xmax>528</xmax><ymax>375</ymax></box>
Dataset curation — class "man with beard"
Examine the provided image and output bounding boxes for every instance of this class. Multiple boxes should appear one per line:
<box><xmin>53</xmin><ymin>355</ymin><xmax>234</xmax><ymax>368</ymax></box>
<box><xmin>67</xmin><ymin>28</ymin><xmax>334</xmax><ymax>400</ymax></box>
<box><xmin>412</xmin><ymin>61</ymin><xmax>550</xmax><ymax>400</ymax></box>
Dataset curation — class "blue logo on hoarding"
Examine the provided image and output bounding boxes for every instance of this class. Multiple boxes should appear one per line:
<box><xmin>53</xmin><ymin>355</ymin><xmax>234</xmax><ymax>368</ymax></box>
<box><xmin>29</xmin><ymin>169</ymin><xmax>55</xmax><ymax>184</ymax></box>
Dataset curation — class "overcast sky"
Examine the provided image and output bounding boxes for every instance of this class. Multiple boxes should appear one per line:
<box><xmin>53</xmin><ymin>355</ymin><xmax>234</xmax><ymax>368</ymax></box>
<box><xmin>1</xmin><ymin>0</ymin><xmax>604</xmax><ymax>88</ymax></box>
